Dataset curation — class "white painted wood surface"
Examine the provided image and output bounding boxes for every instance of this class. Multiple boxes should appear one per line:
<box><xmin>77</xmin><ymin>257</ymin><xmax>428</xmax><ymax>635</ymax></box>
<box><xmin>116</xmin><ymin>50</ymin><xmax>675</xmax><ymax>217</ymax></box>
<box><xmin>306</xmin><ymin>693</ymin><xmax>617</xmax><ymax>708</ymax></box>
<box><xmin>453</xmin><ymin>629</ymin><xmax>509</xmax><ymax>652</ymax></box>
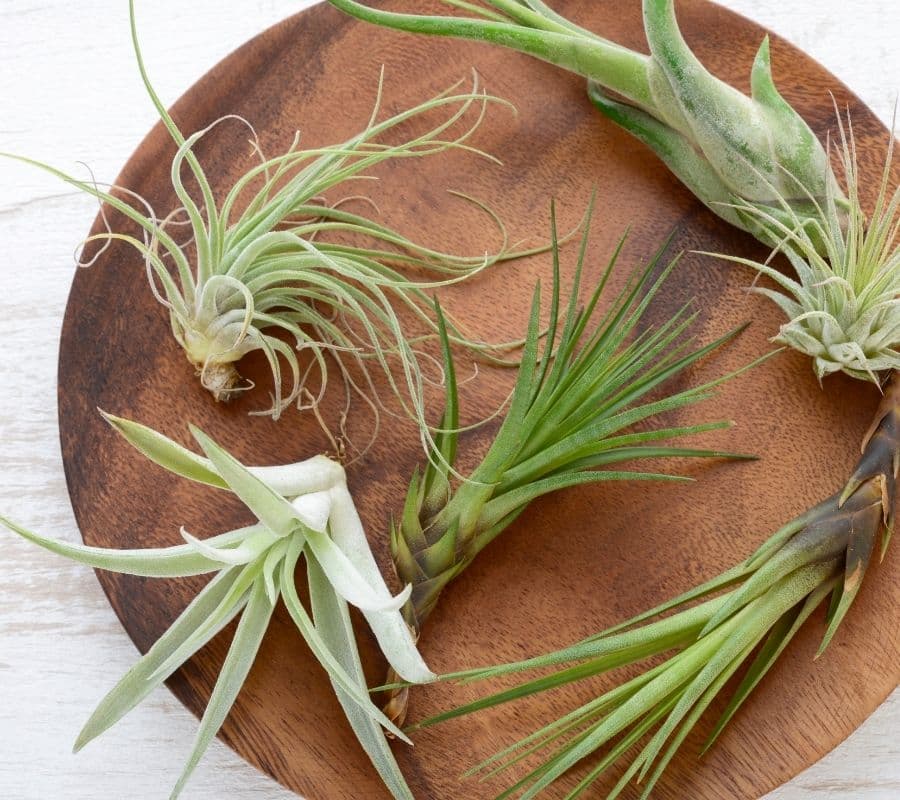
<box><xmin>0</xmin><ymin>1</ymin><xmax>897</xmax><ymax>798</ymax></box>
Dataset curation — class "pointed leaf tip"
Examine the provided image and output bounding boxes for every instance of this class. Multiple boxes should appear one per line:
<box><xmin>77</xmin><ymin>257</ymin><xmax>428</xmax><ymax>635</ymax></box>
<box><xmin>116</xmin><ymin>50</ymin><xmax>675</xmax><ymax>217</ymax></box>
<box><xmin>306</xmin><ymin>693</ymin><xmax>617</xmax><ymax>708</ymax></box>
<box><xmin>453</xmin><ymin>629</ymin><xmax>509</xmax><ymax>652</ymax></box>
<box><xmin>751</xmin><ymin>34</ymin><xmax>783</xmax><ymax>107</ymax></box>
<box><xmin>102</xmin><ymin>412</ymin><xmax>227</xmax><ymax>489</ymax></box>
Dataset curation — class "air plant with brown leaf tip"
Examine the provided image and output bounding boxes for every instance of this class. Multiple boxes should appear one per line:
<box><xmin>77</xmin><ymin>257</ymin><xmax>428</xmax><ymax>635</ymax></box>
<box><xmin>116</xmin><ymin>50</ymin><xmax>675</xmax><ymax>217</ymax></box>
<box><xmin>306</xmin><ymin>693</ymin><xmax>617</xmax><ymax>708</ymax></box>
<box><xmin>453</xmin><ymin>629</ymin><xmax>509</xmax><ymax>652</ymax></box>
<box><xmin>409</xmin><ymin>377</ymin><xmax>897</xmax><ymax>799</ymax></box>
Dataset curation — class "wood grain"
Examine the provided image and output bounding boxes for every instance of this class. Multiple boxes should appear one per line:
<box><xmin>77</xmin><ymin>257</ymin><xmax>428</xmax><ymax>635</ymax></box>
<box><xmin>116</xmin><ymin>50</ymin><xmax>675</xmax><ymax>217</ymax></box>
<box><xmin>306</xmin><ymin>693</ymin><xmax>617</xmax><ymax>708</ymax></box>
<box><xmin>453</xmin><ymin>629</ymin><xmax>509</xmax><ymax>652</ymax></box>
<box><xmin>53</xmin><ymin>2</ymin><xmax>898</xmax><ymax>799</ymax></box>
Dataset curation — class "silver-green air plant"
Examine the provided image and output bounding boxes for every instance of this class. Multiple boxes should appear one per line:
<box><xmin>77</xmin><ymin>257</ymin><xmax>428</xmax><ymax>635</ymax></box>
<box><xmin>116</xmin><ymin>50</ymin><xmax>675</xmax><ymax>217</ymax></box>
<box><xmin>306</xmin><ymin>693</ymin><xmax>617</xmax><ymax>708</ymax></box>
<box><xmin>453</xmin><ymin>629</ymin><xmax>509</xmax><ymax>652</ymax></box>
<box><xmin>709</xmin><ymin>116</ymin><xmax>900</xmax><ymax>382</ymax></box>
<box><xmin>0</xmin><ymin>415</ymin><xmax>435</xmax><ymax>800</ymax></box>
<box><xmin>328</xmin><ymin>0</ymin><xmax>900</xmax><ymax>385</ymax></box>
<box><xmin>410</xmin><ymin>375</ymin><xmax>899</xmax><ymax>799</ymax></box>
<box><xmin>2</xmin><ymin>1</ymin><xmax>527</xmax><ymax>456</ymax></box>
<box><xmin>383</xmin><ymin>205</ymin><xmax>760</xmax><ymax>723</ymax></box>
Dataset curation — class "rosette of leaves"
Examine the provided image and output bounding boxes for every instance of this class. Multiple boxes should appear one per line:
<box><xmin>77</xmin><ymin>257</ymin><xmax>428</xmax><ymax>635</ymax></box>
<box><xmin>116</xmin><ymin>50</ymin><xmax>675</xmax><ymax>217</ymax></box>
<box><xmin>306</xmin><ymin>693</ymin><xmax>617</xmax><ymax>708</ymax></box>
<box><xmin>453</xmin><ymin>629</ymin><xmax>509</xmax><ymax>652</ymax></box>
<box><xmin>2</xmin><ymin>1</ymin><xmax>530</xmax><ymax>457</ymax></box>
<box><xmin>1</xmin><ymin>415</ymin><xmax>434</xmax><ymax>800</ymax></box>
<box><xmin>329</xmin><ymin>0</ymin><xmax>900</xmax><ymax>384</ymax></box>
<box><xmin>384</xmin><ymin>205</ymin><xmax>759</xmax><ymax>722</ymax></box>
<box><xmin>413</xmin><ymin>376</ymin><xmax>899</xmax><ymax>799</ymax></box>
<box><xmin>708</xmin><ymin>119</ymin><xmax>900</xmax><ymax>383</ymax></box>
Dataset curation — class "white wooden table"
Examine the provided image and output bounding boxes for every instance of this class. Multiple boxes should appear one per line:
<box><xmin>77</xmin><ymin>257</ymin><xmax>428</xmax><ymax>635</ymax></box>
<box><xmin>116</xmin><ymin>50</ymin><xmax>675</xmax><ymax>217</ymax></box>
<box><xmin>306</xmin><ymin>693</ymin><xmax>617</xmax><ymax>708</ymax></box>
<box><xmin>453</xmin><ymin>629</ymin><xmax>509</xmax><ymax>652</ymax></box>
<box><xmin>0</xmin><ymin>1</ymin><xmax>897</xmax><ymax>798</ymax></box>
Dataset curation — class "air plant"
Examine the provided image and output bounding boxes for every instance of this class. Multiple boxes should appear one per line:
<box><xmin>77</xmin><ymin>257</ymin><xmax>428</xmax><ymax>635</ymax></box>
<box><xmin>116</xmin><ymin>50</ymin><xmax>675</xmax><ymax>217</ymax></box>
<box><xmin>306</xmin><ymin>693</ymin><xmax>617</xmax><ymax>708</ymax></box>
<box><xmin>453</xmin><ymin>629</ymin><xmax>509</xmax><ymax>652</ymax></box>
<box><xmin>411</xmin><ymin>375</ymin><xmax>898</xmax><ymax>799</ymax></box>
<box><xmin>710</xmin><ymin>116</ymin><xmax>900</xmax><ymax>383</ymax></box>
<box><xmin>0</xmin><ymin>415</ymin><xmax>435</xmax><ymax>800</ymax></box>
<box><xmin>383</xmin><ymin>204</ymin><xmax>759</xmax><ymax>723</ymax></box>
<box><xmin>329</xmin><ymin>0</ymin><xmax>900</xmax><ymax>384</ymax></box>
<box><xmin>2</xmin><ymin>1</ymin><xmax>532</xmax><ymax>458</ymax></box>
<box><xmin>329</xmin><ymin>1</ymin><xmax>900</xmax><ymax>793</ymax></box>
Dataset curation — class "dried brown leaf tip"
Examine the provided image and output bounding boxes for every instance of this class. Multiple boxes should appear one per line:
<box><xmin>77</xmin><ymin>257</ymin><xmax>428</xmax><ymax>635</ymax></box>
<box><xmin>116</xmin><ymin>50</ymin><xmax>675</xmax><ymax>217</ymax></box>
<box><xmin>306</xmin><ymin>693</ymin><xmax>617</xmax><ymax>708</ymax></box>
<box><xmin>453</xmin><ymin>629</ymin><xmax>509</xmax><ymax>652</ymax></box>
<box><xmin>414</xmin><ymin>374</ymin><xmax>899</xmax><ymax>799</ymax></box>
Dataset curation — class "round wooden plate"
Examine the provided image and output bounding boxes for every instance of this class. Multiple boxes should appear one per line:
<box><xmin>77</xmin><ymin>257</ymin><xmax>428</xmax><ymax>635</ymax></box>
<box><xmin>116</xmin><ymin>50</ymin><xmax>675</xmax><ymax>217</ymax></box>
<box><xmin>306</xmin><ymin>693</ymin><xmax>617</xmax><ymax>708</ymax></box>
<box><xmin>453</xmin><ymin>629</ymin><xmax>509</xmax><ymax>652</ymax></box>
<box><xmin>58</xmin><ymin>1</ymin><xmax>899</xmax><ymax>798</ymax></box>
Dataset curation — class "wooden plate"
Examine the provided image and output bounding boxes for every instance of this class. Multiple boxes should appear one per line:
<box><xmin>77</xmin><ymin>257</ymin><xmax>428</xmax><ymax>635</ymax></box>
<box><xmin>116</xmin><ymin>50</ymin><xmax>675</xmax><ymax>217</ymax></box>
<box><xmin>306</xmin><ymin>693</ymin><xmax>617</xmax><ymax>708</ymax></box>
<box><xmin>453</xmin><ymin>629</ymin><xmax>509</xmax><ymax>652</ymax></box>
<box><xmin>57</xmin><ymin>1</ymin><xmax>899</xmax><ymax>798</ymax></box>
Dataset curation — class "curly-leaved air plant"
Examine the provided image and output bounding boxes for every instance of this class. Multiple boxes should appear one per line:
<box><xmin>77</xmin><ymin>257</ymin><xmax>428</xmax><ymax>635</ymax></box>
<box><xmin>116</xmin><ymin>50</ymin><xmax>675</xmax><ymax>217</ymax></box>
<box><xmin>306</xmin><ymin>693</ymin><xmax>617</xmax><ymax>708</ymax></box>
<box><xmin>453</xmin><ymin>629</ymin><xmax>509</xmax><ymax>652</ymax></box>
<box><xmin>329</xmin><ymin>0</ymin><xmax>900</xmax><ymax>384</ymax></box>
<box><xmin>382</xmin><ymin>204</ymin><xmax>763</xmax><ymax>723</ymax></box>
<box><xmin>1</xmin><ymin>1</ymin><xmax>540</xmax><ymax>459</ymax></box>
<box><xmin>0</xmin><ymin>415</ymin><xmax>435</xmax><ymax>800</ymax></box>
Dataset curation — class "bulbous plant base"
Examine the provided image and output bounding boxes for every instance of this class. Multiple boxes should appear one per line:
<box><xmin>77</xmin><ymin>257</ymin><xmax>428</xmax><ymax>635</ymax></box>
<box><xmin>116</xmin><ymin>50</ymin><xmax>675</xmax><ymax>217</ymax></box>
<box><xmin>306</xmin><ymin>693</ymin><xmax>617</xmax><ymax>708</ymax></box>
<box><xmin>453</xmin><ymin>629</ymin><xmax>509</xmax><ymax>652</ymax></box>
<box><xmin>383</xmin><ymin>673</ymin><xmax>411</xmax><ymax>729</ymax></box>
<box><xmin>193</xmin><ymin>360</ymin><xmax>243</xmax><ymax>403</ymax></box>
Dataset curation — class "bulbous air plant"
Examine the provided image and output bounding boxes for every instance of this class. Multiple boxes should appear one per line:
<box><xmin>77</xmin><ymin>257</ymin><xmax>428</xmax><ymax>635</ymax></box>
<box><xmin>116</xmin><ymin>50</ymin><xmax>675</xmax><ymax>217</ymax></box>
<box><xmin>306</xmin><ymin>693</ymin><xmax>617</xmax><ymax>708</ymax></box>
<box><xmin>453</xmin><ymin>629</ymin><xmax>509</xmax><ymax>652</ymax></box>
<box><xmin>328</xmin><ymin>0</ymin><xmax>900</xmax><ymax>382</ymax></box>
<box><xmin>1</xmin><ymin>414</ymin><xmax>433</xmax><ymax>800</ymax></box>
<box><xmin>328</xmin><ymin>0</ymin><xmax>842</xmax><ymax>241</ymax></box>
<box><xmin>3</xmin><ymin>1</ymin><xmax>528</xmax><ymax>458</ymax></box>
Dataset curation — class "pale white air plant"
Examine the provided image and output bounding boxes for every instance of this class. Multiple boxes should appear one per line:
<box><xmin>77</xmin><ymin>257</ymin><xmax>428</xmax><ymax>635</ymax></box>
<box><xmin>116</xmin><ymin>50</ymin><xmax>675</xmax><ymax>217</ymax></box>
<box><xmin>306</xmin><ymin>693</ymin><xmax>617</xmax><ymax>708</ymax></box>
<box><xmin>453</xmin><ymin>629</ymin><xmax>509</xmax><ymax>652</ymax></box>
<box><xmin>1</xmin><ymin>414</ymin><xmax>434</xmax><ymax>800</ymax></box>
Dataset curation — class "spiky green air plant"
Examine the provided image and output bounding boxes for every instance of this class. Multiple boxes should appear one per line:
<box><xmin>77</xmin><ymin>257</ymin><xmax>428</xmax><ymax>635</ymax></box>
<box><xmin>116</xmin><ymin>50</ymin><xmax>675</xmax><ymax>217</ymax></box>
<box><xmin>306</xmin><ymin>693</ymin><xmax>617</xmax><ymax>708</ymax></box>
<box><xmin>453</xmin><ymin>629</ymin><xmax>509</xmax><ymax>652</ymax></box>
<box><xmin>411</xmin><ymin>373</ymin><xmax>900</xmax><ymax>800</ymax></box>
<box><xmin>1</xmin><ymin>1</ymin><xmax>530</xmax><ymax>457</ymax></box>
<box><xmin>383</xmin><ymin>206</ymin><xmax>760</xmax><ymax>723</ymax></box>
<box><xmin>0</xmin><ymin>415</ymin><xmax>436</xmax><ymax>800</ymax></box>
<box><xmin>328</xmin><ymin>0</ymin><xmax>900</xmax><ymax>384</ymax></box>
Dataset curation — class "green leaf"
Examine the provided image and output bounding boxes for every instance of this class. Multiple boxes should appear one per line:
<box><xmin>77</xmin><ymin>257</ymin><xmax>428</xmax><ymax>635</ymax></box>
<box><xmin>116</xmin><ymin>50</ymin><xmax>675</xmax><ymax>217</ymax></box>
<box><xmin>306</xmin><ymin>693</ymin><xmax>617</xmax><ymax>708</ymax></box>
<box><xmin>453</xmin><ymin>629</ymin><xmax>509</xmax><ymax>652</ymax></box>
<box><xmin>417</xmin><ymin>518</ymin><xmax>459</xmax><ymax>576</ymax></box>
<box><xmin>279</xmin><ymin>538</ymin><xmax>409</xmax><ymax>742</ymax></box>
<box><xmin>702</xmin><ymin>577</ymin><xmax>835</xmax><ymax>753</ymax></box>
<box><xmin>148</xmin><ymin>560</ymin><xmax>264</xmax><ymax>683</ymax></box>
<box><xmin>474</xmin><ymin>277</ymin><xmax>544</xmax><ymax>477</ymax></box>
<box><xmin>104</xmin><ymin>412</ymin><xmax>347</xmax><ymax>497</ymax></box>
<box><xmin>0</xmin><ymin>514</ymin><xmax>245</xmax><ymax>577</ymax></box>
<box><xmin>75</xmin><ymin>568</ymin><xmax>246</xmax><ymax>752</ymax></box>
<box><xmin>102</xmin><ymin>412</ymin><xmax>228</xmax><ymax>489</ymax></box>
<box><xmin>569</xmin><ymin>693</ymin><xmax>680</xmax><ymax>799</ymax></box>
<box><xmin>326</xmin><ymin>0</ymin><xmax>654</xmax><ymax>107</ymax></box>
<box><xmin>817</xmin><ymin>499</ymin><xmax>881</xmax><ymax>655</ymax></box>
<box><xmin>700</xmin><ymin>515</ymin><xmax>847</xmax><ymax>635</ymax></box>
<box><xmin>588</xmin><ymin>85</ymin><xmax>743</xmax><ymax>231</ymax></box>
<box><xmin>422</xmin><ymin>298</ymin><xmax>460</xmax><ymax>508</ymax></box>
<box><xmin>328</xmin><ymin>485</ymin><xmax>435</xmax><ymax>684</ymax></box>
<box><xmin>180</xmin><ymin>525</ymin><xmax>275</xmax><ymax>567</ymax></box>
<box><xmin>512</xmin><ymin>626</ymin><xmax>731</xmax><ymax>799</ymax></box>
<box><xmin>479</xmin><ymin>469</ymin><xmax>691</xmax><ymax>529</ymax></box>
<box><xmin>420</xmin><ymin>597</ymin><xmax>718</xmax><ymax>733</ymax></box>
<box><xmin>169</xmin><ymin>577</ymin><xmax>275</xmax><ymax>799</ymax></box>
<box><xmin>191</xmin><ymin>425</ymin><xmax>303</xmax><ymax>537</ymax></box>
<box><xmin>636</xmin><ymin>636</ymin><xmax>758</xmax><ymax>799</ymax></box>
<box><xmin>452</xmin><ymin>592</ymin><xmax>722</xmax><ymax>685</ymax></box>
<box><xmin>307</xmin><ymin>552</ymin><xmax>416</xmax><ymax>800</ymax></box>
<box><xmin>304</xmin><ymin>526</ymin><xmax>411</xmax><ymax>613</ymax></box>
